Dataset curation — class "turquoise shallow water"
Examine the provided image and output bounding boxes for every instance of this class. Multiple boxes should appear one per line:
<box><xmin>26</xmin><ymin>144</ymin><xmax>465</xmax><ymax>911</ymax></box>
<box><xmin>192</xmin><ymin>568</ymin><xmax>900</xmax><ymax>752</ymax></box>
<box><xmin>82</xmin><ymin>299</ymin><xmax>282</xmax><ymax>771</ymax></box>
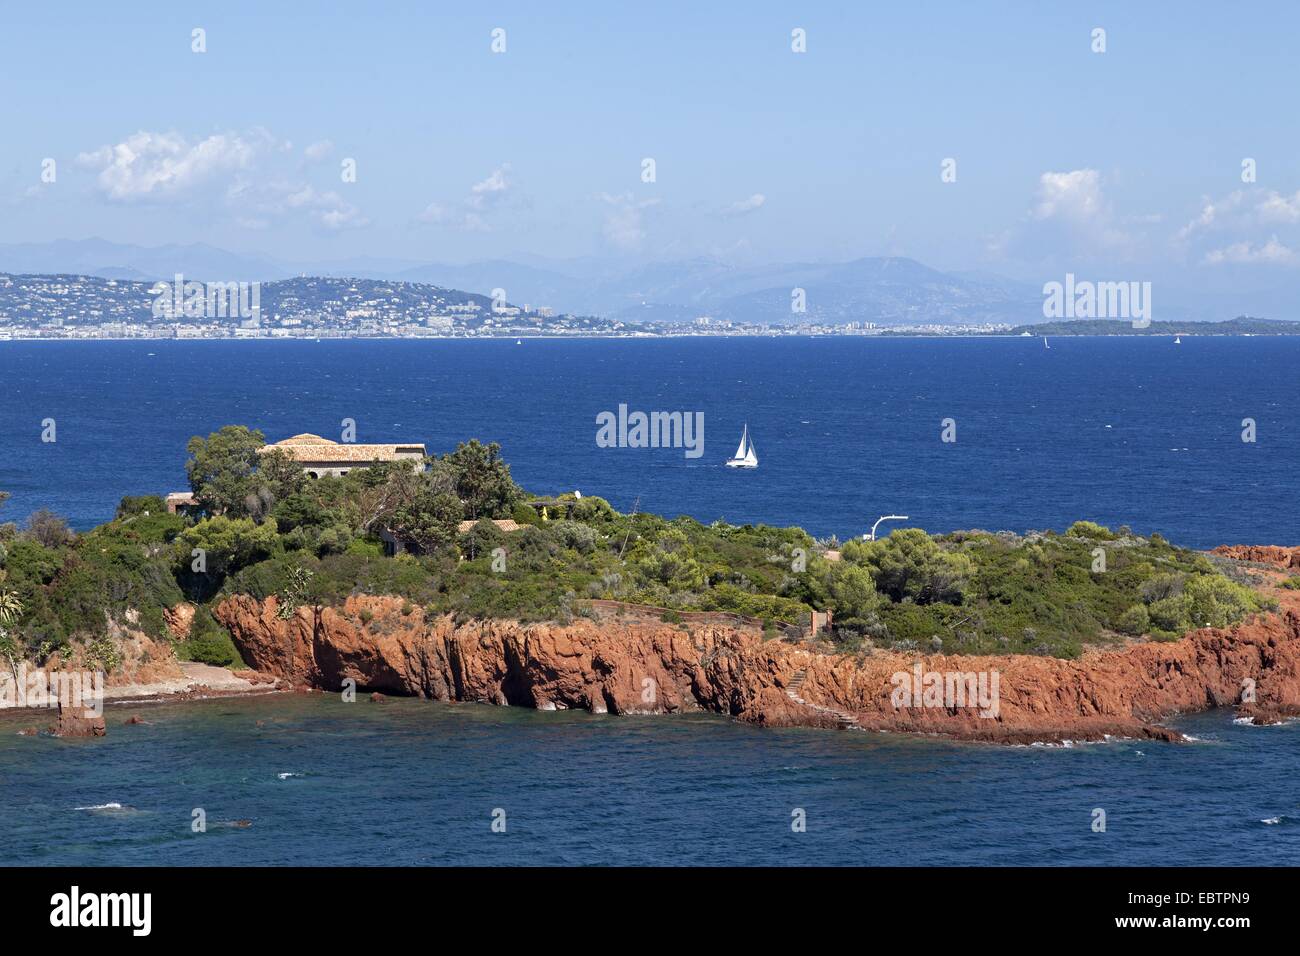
<box><xmin>1</xmin><ymin>695</ymin><xmax>1296</xmax><ymax>866</ymax></box>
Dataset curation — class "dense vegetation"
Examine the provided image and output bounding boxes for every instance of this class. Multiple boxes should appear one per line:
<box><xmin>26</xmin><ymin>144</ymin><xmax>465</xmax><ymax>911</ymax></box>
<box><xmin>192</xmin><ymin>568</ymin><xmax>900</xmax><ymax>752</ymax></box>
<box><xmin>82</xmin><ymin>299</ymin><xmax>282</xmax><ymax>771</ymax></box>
<box><xmin>1007</xmin><ymin>317</ymin><xmax>1300</xmax><ymax>336</ymax></box>
<box><xmin>0</xmin><ymin>428</ymin><xmax>1275</xmax><ymax>675</ymax></box>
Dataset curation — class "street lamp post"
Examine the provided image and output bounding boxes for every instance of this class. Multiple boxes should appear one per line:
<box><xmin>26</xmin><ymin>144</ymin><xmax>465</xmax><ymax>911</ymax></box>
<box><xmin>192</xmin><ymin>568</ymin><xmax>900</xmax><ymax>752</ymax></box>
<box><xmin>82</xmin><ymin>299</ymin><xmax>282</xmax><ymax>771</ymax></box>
<box><xmin>867</xmin><ymin>515</ymin><xmax>909</xmax><ymax>541</ymax></box>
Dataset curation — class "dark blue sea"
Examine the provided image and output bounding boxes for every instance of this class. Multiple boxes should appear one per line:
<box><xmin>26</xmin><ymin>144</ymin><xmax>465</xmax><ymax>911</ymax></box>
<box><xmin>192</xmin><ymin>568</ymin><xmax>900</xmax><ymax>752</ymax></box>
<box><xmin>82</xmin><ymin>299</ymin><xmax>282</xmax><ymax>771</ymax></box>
<box><xmin>1</xmin><ymin>696</ymin><xmax>1296</xmax><ymax>866</ymax></box>
<box><xmin>0</xmin><ymin>336</ymin><xmax>1297</xmax><ymax>866</ymax></box>
<box><xmin>0</xmin><ymin>336</ymin><xmax>1293</xmax><ymax>547</ymax></box>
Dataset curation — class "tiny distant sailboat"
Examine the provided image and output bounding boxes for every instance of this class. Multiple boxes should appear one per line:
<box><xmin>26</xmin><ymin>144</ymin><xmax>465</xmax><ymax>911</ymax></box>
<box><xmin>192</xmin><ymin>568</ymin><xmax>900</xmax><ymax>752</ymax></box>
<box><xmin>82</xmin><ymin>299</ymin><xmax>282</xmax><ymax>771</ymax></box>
<box><xmin>1174</xmin><ymin>335</ymin><xmax>1182</xmax><ymax>344</ymax></box>
<box><xmin>516</xmin><ymin>339</ymin><xmax>522</xmax><ymax>345</ymax></box>
<box><xmin>1043</xmin><ymin>336</ymin><xmax>1050</xmax><ymax>349</ymax></box>
<box><xmin>726</xmin><ymin>423</ymin><xmax>758</xmax><ymax>469</ymax></box>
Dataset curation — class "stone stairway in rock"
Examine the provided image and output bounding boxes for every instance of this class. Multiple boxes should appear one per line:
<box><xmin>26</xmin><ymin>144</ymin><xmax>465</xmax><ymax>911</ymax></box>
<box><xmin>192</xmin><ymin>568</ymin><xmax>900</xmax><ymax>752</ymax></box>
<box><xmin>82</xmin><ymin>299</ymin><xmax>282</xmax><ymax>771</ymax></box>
<box><xmin>784</xmin><ymin>668</ymin><xmax>860</xmax><ymax>729</ymax></box>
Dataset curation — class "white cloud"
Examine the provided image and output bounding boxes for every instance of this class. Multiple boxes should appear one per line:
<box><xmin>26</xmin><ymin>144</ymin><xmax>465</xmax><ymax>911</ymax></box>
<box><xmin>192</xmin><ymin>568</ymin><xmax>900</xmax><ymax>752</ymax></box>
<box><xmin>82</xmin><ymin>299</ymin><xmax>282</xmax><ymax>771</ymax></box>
<box><xmin>1177</xmin><ymin>191</ymin><xmax>1246</xmax><ymax>241</ymax></box>
<box><xmin>73</xmin><ymin>127</ymin><xmax>363</xmax><ymax>231</ymax></box>
<box><xmin>419</xmin><ymin>164</ymin><xmax>512</xmax><ymax>231</ymax></box>
<box><xmin>227</xmin><ymin>179</ymin><xmax>367</xmax><ymax>231</ymax></box>
<box><xmin>468</xmin><ymin>166</ymin><xmax>509</xmax><ymax>206</ymax></box>
<box><xmin>597</xmin><ymin>192</ymin><xmax>660</xmax><ymax>250</ymax></box>
<box><xmin>990</xmin><ymin>169</ymin><xmax>1133</xmax><ymax>262</ymax></box>
<box><xmin>723</xmin><ymin>193</ymin><xmax>766</xmax><ymax>217</ymax></box>
<box><xmin>1256</xmin><ymin>190</ymin><xmax>1300</xmax><ymax>224</ymax></box>
<box><xmin>303</xmin><ymin>140</ymin><xmax>335</xmax><ymax>162</ymax></box>
<box><xmin>76</xmin><ymin>130</ymin><xmax>266</xmax><ymax>201</ymax></box>
<box><xmin>285</xmin><ymin>185</ymin><xmax>366</xmax><ymax>230</ymax></box>
<box><xmin>1175</xmin><ymin>189</ymin><xmax>1300</xmax><ymax>266</ymax></box>
<box><xmin>1032</xmin><ymin>170</ymin><xmax>1105</xmax><ymax>223</ymax></box>
<box><xmin>1177</xmin><ymin>188</ymin><xmax>1300</xmax><ymax>240</ymax></box>
<box><xmin>417</xmin><ymin>201</ymin><xmax>450</xmax><ymax>224</ymax></box>
<box><xmin>1204</xmin><ymin>236</ymin><xmax>1296</xmax><ymax>265</ymax></box>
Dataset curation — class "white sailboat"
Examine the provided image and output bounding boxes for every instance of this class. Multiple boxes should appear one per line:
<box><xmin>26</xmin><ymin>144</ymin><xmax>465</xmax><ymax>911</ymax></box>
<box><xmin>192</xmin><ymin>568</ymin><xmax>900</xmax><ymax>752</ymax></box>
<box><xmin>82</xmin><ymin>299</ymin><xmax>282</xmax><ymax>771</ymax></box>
<box><xmin>1174</xmin><ymin>335</ymin><xmax>1182</xmax><ymax>344</ymax></box>
<box><xmin>1043</xmin><ymin>336</ymin><xmax>1050</xmax><ymax>349</ymax></box>
<box><xmin>726</xmin><ymin>423</ymin><xmax>758</xmax><ymax>468</ymax></box>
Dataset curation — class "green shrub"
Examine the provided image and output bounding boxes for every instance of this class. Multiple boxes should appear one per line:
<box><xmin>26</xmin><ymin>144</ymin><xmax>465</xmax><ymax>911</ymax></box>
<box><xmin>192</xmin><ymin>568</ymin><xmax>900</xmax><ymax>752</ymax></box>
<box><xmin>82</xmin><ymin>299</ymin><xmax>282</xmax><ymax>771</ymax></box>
<box><xmin>116</xmin><ymin>495</ymin><xmax>167</xmax><ymax>519</ymax></box>
<box><xmin>177</xmin><ymin>516</ymin><xmax>280</xmax><ymax>576</ymax></box>
<box><xmin>343</xmin><ymin>534</ymin><xmax>382</xmax><ymax>558</ymax></box>
<box><xmin>846</xmin><ymin>529</ymin><xmax>973</xmax><ymax>604</ymax></box>
<box><xmin>179</xmin><ymin>607</ymin><xmax>244</xmax><ymax>667</ymax></box>
<box><xmin>1067</xmin><ymin>520</ymin><xmax>1117</xmax><ymax>541</ymax></box>
<box><xmin>1184</xmin><ymin>574</ymin><xmax>1261</xmax><ymax>629</ymax></box>
<box><xmin>511</xmin><ymin>503</ymin><xmax>542</xmax><ymax>526</ymax></box>
<box><xmin>823</xmin><ymin>563</ymin><xmax>881</xmax><ymax>629</ymax></box>
<box><xmin>1140</xmin><ymin>572</ymin><xmax>1185</xmax><ymax>604</ymax></box>
<box><xmin>549</xmin><ymin>520</ymin><xmax>597</xmax><ymax>554</ymax></box>
<box><xmin>458</xmin><ymin>518</ymin><xmax>506</xmax><ymax>559</ymax></box>
<box><xmin>1117</xmin><ymin>603</ymin><xmax>1149</xmax><ymax>636</ymax></box>
<box><xmin>1147</xmin><ymin>594</ymin><xmax>1192</xmax><ymax>633</ymax></box>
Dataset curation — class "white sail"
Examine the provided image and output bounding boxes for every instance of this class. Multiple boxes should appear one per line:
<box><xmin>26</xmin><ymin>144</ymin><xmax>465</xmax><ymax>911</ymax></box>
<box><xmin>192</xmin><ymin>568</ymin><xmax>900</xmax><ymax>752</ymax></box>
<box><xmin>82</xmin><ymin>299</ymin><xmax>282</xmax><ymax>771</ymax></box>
<box><xmin>732</xmin><ymin>424</ymin><xmax>749</xmax><ymax>461</ymax></box>
<box><xmin>727</xmin><ymin>424</ymin><xmax>758</xmax><ymax>468</ymax></box>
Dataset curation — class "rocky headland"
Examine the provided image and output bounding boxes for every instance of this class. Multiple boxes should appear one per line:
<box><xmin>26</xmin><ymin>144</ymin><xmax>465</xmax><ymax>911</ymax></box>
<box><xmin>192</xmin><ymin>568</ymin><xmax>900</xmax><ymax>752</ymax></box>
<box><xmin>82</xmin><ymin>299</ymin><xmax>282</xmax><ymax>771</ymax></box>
<box><xmin>205</xmin><ymin>547</ymin><xmax>1300</xmax><ymax>744</ymax></box>
<box><xmin>8</xmin><ymin>541</ymin><xmax>1300</xmax><ymax>744</ymax></box>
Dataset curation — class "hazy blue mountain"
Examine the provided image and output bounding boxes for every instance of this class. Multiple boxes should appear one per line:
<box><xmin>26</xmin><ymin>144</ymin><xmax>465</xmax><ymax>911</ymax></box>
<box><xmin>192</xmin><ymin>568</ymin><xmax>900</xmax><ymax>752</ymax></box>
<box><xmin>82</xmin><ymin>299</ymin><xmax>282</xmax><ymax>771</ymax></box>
<box><xmin>90</xmin><ymin>265</ymin><xmax>160</xmax><ymax>282</ymax></box>
<box><xmin>394</xmin><ymin>259</ymin><xmax>587</xmax><ymax>310</ymax></box>
<box><xmin>0</xmin><ymin>239</ymin><xmax>1081</xmax><ymax>325</ymax></box>
<box><xmin>592</xmin><ymin>256</ymin><xmax>1043</xmax><ymax>325</ymax></box>
<box><xmin>0</xmin><ymin>238</ymin><xmax>290</xmax><ymax>281</ymax></box>
<box><xmin>306</xmin><ymin>254</ymin><xmax>432</xmax><ymax>277</ymax></box>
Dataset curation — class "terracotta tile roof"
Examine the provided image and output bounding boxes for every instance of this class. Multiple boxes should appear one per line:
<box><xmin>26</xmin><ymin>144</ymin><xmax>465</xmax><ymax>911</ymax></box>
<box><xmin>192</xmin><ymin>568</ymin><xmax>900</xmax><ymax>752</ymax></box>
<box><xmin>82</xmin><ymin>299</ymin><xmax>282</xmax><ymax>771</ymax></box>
<box><xmin>457</xmin><ymin>519</ymin><xmax>522</xmax><ymax>534</ymax></box>
<box><xmin>260</xmin><ymin>434</ymin><xmax>426</xmax><ymax>463</ymax></box>
<box><xmin>276</xmin><ymin>433</ymin><xmax>331</xmax><ymax>445</ymax></box>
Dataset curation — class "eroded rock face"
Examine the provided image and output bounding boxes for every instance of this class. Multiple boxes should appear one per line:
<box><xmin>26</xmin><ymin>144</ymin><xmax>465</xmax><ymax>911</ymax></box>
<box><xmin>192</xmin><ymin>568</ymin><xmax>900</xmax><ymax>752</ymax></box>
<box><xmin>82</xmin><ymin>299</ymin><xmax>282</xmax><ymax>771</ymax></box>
<box><xmin>213</xmin><ymin>592</ymin><xmax>1300</xmax><ymax>744</ymax></box>
<box><xmin>43</xmin><ymin>621</ymin><xmax>188</xmax><ymax>691</ymax></box>
<box><xmin>1212</xmin><ymin>545</ymin><xmax>1300</xmax><ymax>569</ymax></box>
<box><xmin>213</xmin><ymin>594</ymin><xmax>771</xmax><ymax>720</ymax></box>
<box><xmin>164</xmin><ymin>602</ymin><xmax>196</xmax><ymax>640</ymax></box>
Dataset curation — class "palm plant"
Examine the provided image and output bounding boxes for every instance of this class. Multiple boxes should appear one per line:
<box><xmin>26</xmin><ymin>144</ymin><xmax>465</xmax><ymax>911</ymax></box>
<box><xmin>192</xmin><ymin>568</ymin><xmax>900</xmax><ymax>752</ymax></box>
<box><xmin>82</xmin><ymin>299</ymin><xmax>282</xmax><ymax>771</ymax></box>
<box><xmin>0</xmin><ymin>588</ymin><xmax>23</xmax><ymax>684</ymax></box>
<box><xmin>0</xmin><ymin>589</ymin><xmax>24</xmax><ymax>628</ymax></box>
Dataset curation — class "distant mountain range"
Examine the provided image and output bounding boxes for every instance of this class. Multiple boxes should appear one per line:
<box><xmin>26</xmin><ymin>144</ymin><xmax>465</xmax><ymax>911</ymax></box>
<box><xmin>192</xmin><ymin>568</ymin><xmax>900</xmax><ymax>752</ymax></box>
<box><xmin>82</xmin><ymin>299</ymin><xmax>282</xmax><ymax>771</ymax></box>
<box><xmin>1</xmin><ymin>237</ymin><xmax>1285</xmax><ymax>327</ymax></box>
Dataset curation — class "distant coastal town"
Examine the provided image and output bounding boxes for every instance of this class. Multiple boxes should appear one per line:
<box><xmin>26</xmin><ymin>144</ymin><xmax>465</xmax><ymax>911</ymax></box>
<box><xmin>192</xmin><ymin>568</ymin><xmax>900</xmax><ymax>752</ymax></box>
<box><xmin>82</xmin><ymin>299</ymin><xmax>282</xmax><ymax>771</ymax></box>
<box><xmin>2</xmin><ymin>271</ymin><xmax>1299</xmax><ymax>339</ymax></box>
<box><xmin>0</xmin><ymin>272</ymin><xmax>1011</xmax><ymax>339</ymax></box>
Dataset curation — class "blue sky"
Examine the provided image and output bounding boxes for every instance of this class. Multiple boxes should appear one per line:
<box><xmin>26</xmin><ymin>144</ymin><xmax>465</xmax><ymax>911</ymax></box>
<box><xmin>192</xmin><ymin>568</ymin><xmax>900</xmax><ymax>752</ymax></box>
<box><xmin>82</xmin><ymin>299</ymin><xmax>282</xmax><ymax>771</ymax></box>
<box><xmin>3</xmin><ymin>1</ymin><xmax>1299</xmax><ymax>290</ymax></box>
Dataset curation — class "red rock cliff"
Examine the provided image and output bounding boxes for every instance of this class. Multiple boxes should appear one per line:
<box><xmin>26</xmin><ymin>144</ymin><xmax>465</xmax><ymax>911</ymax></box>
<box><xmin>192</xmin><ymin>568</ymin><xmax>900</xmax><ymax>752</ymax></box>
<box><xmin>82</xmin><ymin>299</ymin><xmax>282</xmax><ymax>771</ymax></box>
<box><xmin>213</xmin><ymin>590</ymin><xmax>1300</xmax><ymax>744</ymax></box>
<box><xmin>1211</xmin><ymin>545</ymin><xmax>1300</xmax><ymax>570</ymax></box>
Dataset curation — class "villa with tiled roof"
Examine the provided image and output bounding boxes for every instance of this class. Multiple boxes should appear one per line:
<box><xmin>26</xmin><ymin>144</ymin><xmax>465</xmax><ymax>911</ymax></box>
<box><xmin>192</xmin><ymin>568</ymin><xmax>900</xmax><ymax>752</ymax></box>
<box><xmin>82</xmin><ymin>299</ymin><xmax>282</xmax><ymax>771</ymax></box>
<box><xmin>260</xmin><ymin>433</ymin><xmax>426</xmax><ymax>478</ymax></box>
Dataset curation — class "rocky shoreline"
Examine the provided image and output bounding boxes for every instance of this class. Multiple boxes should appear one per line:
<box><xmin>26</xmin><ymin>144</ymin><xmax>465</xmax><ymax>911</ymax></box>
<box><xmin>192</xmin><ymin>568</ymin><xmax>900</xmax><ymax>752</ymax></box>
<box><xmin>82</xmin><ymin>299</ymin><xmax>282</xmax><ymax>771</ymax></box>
<box><xmin>8</xmin><ymin>547</ymin><xmax>1300</xmax><ymax>745</ymax></box>
<box><xmin>0</xmin><ymin>663</ymin><xmax>284</xmax><ymax>736</ymax></box>
<box><xmin>205</xmin><ymin>548</ymin><xmax>1300</xmax><ymax>745</ymax></box>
